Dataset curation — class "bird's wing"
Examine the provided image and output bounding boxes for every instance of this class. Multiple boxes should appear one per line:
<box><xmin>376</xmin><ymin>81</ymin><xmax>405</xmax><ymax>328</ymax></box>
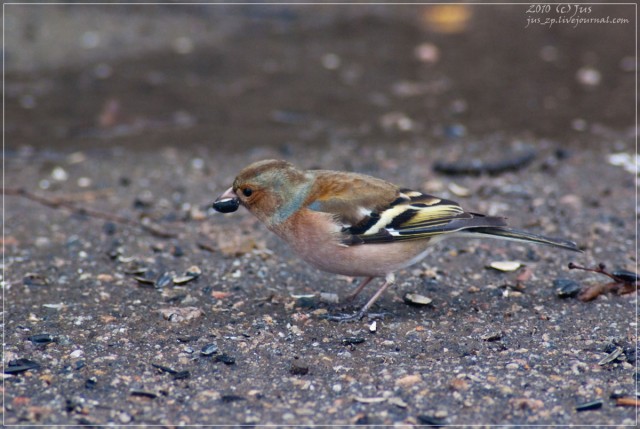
<box><xmin>342</xmin><ymin>190</ymin><xmax>508</xmax><ymax>245</ymax></box>
<box><xmin>305</xmin><ymin>172</ymin><xmax>507</xmax><ymax>246</ymax></box>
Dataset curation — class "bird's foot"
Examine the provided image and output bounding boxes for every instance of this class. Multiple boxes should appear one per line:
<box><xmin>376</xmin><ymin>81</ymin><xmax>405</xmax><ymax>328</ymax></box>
<box><xmin>321</xmin><ymin>310</ymin><xmax>386</xmax><ymax>323</ymax></box>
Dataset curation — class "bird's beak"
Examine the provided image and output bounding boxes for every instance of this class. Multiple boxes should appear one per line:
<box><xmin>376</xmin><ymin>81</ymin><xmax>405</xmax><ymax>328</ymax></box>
<box><xmin>212</xmin><ymin>187</ymin><xmax>240</xmax><ymax>213</ymax></box>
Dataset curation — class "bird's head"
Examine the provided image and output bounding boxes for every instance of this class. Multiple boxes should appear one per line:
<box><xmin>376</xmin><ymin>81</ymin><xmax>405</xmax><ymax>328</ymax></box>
<box><xmin>213</xmin><ymin>159</ymin><xmax>309</xmax><ymax>225</ymax></box>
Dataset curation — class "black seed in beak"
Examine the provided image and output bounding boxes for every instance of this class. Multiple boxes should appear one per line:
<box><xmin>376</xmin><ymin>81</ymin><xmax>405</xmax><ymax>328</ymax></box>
<box><xmin>213</xmin><ymin>197</ymin><xmax>240</xmax><ymax>213</ymax></box>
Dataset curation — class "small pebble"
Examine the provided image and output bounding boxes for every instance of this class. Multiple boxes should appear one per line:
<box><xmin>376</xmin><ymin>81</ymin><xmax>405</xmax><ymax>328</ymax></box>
<box><xmin>158</xmin><ymin>307</ymin><xmax>203</xmax><ymax>323</ymax></box>
<box><xmin>572</xmin><ymin>118</ymin><xmax>588</xmax><ymax>131</ymax></box>
<box><xmin>215</xmin><ymin>353</ymin><xmax>236</xmax><ymax>365</ymax></box>
<box><xmin>4</xmin><ymin>358</ymin><xmax>40</xmax><ymax>374</ymax></box>
<box><xmin>191</xmin><ymin>158</ymin><xmax>205</xmax><ymax>170</ymax></box>
<box><xmin>444</xmin><ymin>123</ymin><xmax>466</xmax><ymax>138</ymax></box>
<box><xmin>404</xmin><ymin>293</ymin><xmax>433</xmax><ymax>306</ymax></box>
<box><xmin>93</xmin><ymin>63</ymin><xmax>112</xmax><ymax>79</ymax></box>
<box><xmin>481</xmin><ymin>331</ymin><xmax>502</xmax><ymax>342</ymax></box>
<box><xmin>319</xmin><ymin>292</ymin><xmax>339</xmax><ymax>304</ymax></box>
<box><xmin>576</xmin><ymin>67</ymin><xmax>601</xmax><ymax>86</ymax></box>
<box><xmin>292</xmin><ymin>294</ymin><xmax>318</xmax><ymax>308</ymax></box>
<box><xmin>171</xmin><ymin>245</ymin><xmax>185</xmax><ymax>257</ymax></box>
<box><xmin>539</xmin><ymin>45</ymin><xmax>558</xmax><ymax>62</ymax></box>
<box><xmin>448</xmin><ymin>182</ymin><xmax>470</xmax><ymax>197</ymax></box>
<box><xmin>321</xmin><ymin>53</ymin><xmax>341</xmax><ymax>70</ymax></box>
<box><xmin>20</xmin><ymin>94</ymin><xmax>36</xmax><ymax>109</ymax></box>
<box><xmin>354</xmin><ymin>396</ymin><xmax>387</xmax><ymax>404</ymax></box>
<box><xmin>181</xmin><ymin>266</ymin><xmax>200</xmax><ymax>277</ymax></box>
<box><xmin>172</xmin><ymin>370</ymin><xmax>190</xmax><ymax>380</ymax></box>
<box><xmin>619</xmin><ymin>56</ymin><xmax>636</xmax><ymax>72</ymax></box>
<box><xmin>35</xmin><ymin>237</ymin><xmax>51</xmax><ymax>248</ymax></box>
<box><xmin>342</xmin><ymin>337</ymin><xmax>365</xmax><ymax>345</ymax></box>
<box><xmin>77</xmin><ymin>177</ymin><xmax>92</xmax><ymax>187</ymax></box>
<box><xmin>417</xmin><ymin>415</ymin><xmax>447</xmax><ymax>426</ymax></box>
<box><xmin>388</xmin><ymin>397</ymin><xmax>408</xmax><ymax>408</ymax></box>
<box><xmin>353</xmin><ymin>413</ymin><xmax>369</xmax><ymax>425</ymax></box>
<box><xmin>81</xmin><ymin>31</ymin><xmax>100</xmax><ymax>49</ymax></box>
<box><xmin>414</xmin><ymin>42</ymin><xmax>440</xmax><ymax>63</ymax></box>
<box><xmin>51</xmin><ymin>166</ymin><xmax>68</xmax><ymax>181</ymax></box>
<box><xmin>23</xmin><ymin>273</ymin><xmax>50</xmax><ymax>287</ymax></box>
<box><xmin>85</xmin><ymin>377</ymin><xmax>97</xmax><ymax>389</ymax></box>
<box><xmin>220</xmin><ymin>395</ymin><xmax>245</xmax><ymax>403</ymax></box>
<box><xmin>118</xmin><ymin>412</ymin><xmax>132</xmax><ymax>424</ymax></box>
<box><xmin>369</xmin><ymin>321</ymin><xmax>377</xmax><ymax>333</ymax></box>
<box><xmin>27</xmin><ymin>334</ymin><xmax>56</xmax><ymax>344</ymax></box>
<box><xmin>103</xmin><ymin>222</ymin><xmax>117</xmax><ymax>235</ymax></box>
<box><xmin>177</xmin><ymin>335</ymin><xmax>199</xmax><ymax>343</ymax></box>
<box><xmin>609</xmin><ymin>390</ymin><xmax>626</xmax><ymax>400</ymax></box>
<box><xmin>396</xmin><ymin>374</ymin><xmax>422</xmax><ymax>387</ymax></box>
<box><xmin>173</xmin><ymin>36</ymin><xmax>194</xmax><ymax>54</ymax></box>
<box><xmin>608</xmin><ymin>152</ymin><xmax>639</xmax><ymax>175</ymax></box>
<box><xmin>289</xmin><ymin>359</ymin><xmax>309</xmax><ymax>375</ymax></box>
<box><xmin>130</xmin><ymin>390</ymin><xmax>157</xmax><ymax>399</ymax></box>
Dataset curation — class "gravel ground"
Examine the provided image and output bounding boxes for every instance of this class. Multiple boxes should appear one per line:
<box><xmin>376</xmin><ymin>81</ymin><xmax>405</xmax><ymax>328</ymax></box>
<box><xmin>3</xmin><ymin>4</ymin><xmax>637</xmax><ymax>426</ymax></box>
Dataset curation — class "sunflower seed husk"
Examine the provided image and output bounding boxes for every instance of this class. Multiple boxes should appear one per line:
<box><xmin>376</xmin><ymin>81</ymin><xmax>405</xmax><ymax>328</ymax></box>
<box><xmin>488</xmin><ymin>261</ymin><xmax>522</xmax><ymax>272</ymax></box>
<box><xmin>598</xmin><ymin>346</ymin><xmax>624</xmax><ymax>366</ymax></box>
<box><xmin>404</xmin><ymin>293</ymin><xmax>433</xmax><ymax>305</ymax></box>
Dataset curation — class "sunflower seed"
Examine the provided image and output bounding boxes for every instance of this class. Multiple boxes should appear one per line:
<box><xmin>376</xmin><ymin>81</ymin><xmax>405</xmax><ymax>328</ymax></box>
<box><xmin>200</xmin><ymin>343</ymin><xmax>219</xmax><ymax>356</ymax></box>
<box><xmin>576</xmin><ymin>399</ymin><xmax>603</xmax><ymax>412</ymax></box>
<box><xmin>554</xmin><ymin>278</ymin><xmax>582</xmax><ymax>298</ymax></box>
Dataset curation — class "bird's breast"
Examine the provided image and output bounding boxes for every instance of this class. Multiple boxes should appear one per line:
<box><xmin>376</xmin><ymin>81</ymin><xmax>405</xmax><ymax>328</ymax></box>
<box><xmin>271</xmin><ymin>209</ymin><xmax>434</xmax><ymax>277</ymax></box>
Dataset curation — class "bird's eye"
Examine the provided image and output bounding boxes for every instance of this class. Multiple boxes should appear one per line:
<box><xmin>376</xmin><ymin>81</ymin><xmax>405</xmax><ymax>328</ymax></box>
<box><xmin>242</xmin><ymin>187</ymin><xmax>253</xmax><ymax>197</ymax></box>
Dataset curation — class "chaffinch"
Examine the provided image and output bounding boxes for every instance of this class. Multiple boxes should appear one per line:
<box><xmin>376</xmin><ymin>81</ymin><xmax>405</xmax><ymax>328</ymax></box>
<box><xmin>213</xmin><ymin>159</ymin><xmax>580</xmax><ymax>321</ymax></box>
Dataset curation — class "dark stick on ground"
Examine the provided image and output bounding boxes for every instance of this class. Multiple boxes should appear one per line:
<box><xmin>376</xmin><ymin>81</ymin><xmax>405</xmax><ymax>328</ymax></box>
<box><xmin>433</xmin><ymin>148</ymin><xmax>536</xmax><ymax>176</ymax></box>
<box><xmin>3</xmin><ymin>187</ymin><xmax>178</xmax><ymax>238</ymax></box>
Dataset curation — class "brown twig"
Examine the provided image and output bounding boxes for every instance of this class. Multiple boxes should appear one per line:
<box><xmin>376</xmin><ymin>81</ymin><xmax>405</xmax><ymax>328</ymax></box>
<box><xmin>4</xmin><ymin>187</ymin><xmax>178</xmax><ymax>238</ymax></box>
<box><xmin>568</xmin><ymin>262</ymin><xmax>638</xmax><ymax>300</ymax></box>
<box><xmin>615</xmin><ymin>397</ymin><xmax>640</xmax><ymax>407</ymax></box>
<box><xmin>568</xmin><ymin>262</ymin><xmax>634</xmax><ymax>284</ymax></box>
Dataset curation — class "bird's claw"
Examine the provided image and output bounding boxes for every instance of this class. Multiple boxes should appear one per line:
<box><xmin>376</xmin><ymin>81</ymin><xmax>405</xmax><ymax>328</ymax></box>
<box><xmin>321</xmin><ymin>313</ymin><xmax>362</xmax><ymax>323</ymax></box>
<box><xmin>321</xmin><ymin>311</ymin><xmax>386</xmax><ymax>323</ymax></box>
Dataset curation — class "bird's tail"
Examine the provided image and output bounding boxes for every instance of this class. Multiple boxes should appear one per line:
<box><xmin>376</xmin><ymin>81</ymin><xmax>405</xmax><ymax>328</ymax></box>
<box><xmin>464</xmin><ymin>227</ymin><xmax>582</xmax><ymax>252</ymax></box>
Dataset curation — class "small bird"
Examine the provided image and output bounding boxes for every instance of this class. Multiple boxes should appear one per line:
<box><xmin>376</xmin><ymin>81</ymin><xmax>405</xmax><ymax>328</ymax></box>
<box><xmin>213</xmin><ymin>159</ymin><xmax>581</xmax><ymax>321</ymax></box>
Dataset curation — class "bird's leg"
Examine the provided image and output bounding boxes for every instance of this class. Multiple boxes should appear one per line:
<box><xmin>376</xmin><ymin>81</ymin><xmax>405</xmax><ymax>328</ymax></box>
<box><xmin>345</xmin><ymin>277</ymin><xmax>374</xmax><ymax>301</ymax></box>
<box><xmin>324</xmin><ymin>274</ymin><xmax>395</xmax><ymax>322</ymax></box>
<box><xmin>353</xmin><ymin>273</ymin><xmax>395</xmax><ymax>320</ymax></box>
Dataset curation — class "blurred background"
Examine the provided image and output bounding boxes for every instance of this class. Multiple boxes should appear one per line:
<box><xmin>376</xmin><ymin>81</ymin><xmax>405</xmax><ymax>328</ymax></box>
<box><xmin>5</xmin><ymin>3</ymin><xmax>635</xmax><ymax>154</ymax></box>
